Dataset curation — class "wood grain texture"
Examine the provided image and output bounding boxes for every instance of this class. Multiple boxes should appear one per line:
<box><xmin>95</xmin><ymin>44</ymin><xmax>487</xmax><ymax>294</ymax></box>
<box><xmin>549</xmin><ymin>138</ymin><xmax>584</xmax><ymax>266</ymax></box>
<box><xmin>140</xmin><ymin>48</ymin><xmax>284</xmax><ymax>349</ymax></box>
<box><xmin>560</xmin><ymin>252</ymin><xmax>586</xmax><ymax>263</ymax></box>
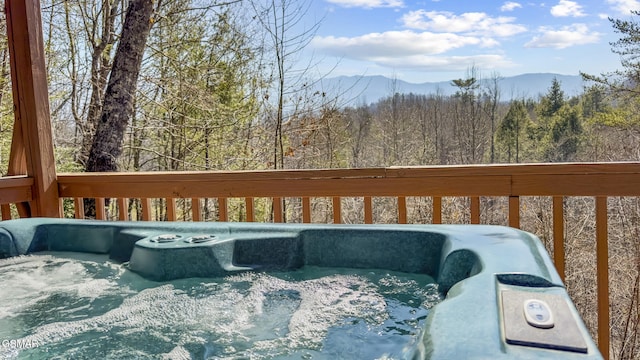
<box><xmin>595</xmin><ymin>196</ymin><xmax>610</xmax><ymax>358</ymax></box>
<box><xmin>6</xmin><ymin>0</ymin><xmax>59</xmax><ymax>217</ymax></box>
<box><xmin>552</xmin><ymin>196</ymin><xmax>565</xmax><ymax>281</ymax></box>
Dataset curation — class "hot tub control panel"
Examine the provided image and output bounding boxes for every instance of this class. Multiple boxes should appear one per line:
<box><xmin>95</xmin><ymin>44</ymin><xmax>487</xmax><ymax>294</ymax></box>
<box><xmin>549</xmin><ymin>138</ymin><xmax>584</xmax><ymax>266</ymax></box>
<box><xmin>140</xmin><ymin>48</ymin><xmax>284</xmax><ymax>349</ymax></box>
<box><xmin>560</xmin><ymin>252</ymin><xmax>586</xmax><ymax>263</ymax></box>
<box><xmin>501</xmin><ymin>288</ymin><xmax>589</xmax><ymax>354</ymax></box>
<box><xmin>523</xmin><ymin>298</ymin><xmax>554</xmax><ymax>329</ymax></box>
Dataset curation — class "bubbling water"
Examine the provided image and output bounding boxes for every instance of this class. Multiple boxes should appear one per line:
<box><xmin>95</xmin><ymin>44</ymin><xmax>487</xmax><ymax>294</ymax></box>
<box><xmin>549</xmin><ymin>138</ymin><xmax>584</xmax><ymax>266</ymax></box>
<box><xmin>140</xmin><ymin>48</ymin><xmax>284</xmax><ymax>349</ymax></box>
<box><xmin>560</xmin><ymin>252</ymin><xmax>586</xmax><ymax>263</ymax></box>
<box><xmin>0</xmin><ymin>252</ymin><xmax>442</xmax><ymax>359</ymax></box>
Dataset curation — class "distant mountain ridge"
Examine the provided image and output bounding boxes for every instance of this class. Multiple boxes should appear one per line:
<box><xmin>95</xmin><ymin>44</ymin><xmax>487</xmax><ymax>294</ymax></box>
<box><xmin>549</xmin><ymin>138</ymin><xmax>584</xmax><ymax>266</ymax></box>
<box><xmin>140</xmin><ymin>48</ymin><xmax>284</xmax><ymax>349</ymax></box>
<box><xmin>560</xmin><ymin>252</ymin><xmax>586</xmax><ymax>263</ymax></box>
<box><xmin>318</xmin><ymin>73</ymin><xmax>586</xmax><ymax>106</ymax></box>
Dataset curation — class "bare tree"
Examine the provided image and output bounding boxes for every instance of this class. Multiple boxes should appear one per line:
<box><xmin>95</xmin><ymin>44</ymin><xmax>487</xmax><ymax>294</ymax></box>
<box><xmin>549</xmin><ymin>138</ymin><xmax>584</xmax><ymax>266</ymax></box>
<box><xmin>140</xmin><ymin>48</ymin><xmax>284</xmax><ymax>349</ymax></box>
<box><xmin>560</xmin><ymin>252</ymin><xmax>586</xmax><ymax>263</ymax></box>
<box><xmin>483</xmin><ymin>71</ymin><xmax>502</xmax><ymax>163</ymax></box>
<box><xmin>252</xmin><ymin>0</ymin><xmax>321</xmax><ymax>170</ymax></box>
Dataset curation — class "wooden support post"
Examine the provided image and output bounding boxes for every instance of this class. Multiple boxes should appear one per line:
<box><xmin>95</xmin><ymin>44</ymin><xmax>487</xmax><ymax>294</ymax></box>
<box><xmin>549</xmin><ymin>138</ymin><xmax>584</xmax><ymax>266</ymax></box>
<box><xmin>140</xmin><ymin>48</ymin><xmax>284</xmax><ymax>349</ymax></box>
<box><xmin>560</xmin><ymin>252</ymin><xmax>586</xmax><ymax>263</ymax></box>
<box><xmin>6</xmin><ymin>0</ymin><xmax>59</xmax><ymax>217</ymax></box>
<box><xmin>6</xmin><ymin>118</ymin><xmax>29</xmax><ymax>217</ymax></box>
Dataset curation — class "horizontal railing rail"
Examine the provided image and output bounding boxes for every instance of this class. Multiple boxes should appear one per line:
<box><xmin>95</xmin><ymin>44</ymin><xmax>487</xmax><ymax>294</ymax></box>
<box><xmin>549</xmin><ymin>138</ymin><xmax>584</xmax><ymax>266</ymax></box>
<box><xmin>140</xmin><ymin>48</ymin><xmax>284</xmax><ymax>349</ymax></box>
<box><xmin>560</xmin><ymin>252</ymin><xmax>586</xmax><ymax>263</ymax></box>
<box><xmin>52</xmin><ymin>162</ymin><xmax>640</xmax><ymax>359</ymax></box>
<box><xmin>0</xmin><ymin>175</ymin><xmax>33</xmax><ymax>219</ymax></box>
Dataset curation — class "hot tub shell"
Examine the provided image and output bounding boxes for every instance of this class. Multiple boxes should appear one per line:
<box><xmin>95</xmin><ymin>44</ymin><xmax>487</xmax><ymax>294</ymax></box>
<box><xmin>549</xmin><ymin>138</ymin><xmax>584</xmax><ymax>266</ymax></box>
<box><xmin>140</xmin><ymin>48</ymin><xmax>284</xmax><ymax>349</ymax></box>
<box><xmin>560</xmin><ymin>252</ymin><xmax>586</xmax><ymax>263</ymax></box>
<box><xmin>0</xmin><ymin>218</ymin><xmax>603</xmax><ymax>359</ymax></box>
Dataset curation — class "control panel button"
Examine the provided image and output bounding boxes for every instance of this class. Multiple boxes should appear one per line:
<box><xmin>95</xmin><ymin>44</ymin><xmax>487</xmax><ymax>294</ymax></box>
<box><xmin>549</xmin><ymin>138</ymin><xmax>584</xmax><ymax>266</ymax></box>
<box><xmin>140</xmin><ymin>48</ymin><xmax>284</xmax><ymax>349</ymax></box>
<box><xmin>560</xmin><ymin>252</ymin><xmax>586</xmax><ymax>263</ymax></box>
<box><xmin>523</xmin><ymin>299</ymin><xmax>554</xmax><ymax>329</ymax></box>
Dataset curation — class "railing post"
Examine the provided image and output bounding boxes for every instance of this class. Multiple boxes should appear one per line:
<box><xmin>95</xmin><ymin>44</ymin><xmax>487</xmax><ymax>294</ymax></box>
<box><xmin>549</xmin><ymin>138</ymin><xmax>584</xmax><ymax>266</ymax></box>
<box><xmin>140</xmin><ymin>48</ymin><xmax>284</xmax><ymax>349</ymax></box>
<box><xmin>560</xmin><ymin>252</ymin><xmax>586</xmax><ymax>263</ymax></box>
<box><xmin>364</xmin><ymin>196</ymin><xmax>373</xmax><ymax>224</ymax></box>
<box><xmin>95</xmin><ymin>198</ymin><xmax>106</xmax><ymax>220</ymax></box>
<box><xmin>74</xmin><ymin>198</ymin><xmax>84</xmax><ymax>219</ymax></box>
<box><xmin>552</xmin><ymin>196</ymin><xmax>565</xmax><ymax>281</ymax></box>
<box><xmin>596</xmin><ymin>196</ymin><xmax>610</xmax><ymax>359</ymax></box>
<box><xmin>273</xmin><ymin>197</ymin><xmax>283</xmax><ymax>223</ymax></box>
<box><xmin>470</xmin><ymin>196</ymin><xmax>480</xmax><ymax>224</ymax></box>
<box><xmin>166</xmin><ymin>198</ymin><xmax>176</xmax><ymax>221</ymax></box>
<box><xmin>332</xmin><ymin>197</ymin><xmax>341</xmax><ymax>224</ymax></box>
<box><xmin>191</xmin><ymin>198</ymin><xmax>201</xmax><ymax>221</ymax></box>
<box><xmin>508</xmin><ymin>196</ymin><xmax>520</xmax><ymax>228</ymax></box>
<box><xmin>432</xmin><ymin>196</ymin><xmax>442</xmax><ymax>224</ymax></box>
<box><xmin>141</xmin><ymin>198</ymin><xmax>151</xmax><ymax>221</ymax></box>
<box><xmin>118</xmin><ymin>198</ymin><xmax>128</xmax><ymax>221</ymax></box>
<box><xmin>245</xmin><ymin>197</ymin><xmax>255</xmax><ymax>222</ymax></box>
<box><xmin>398</xmin><ymin>196</ymin><xmax>407</xmax><ymax>224</ymax></box>
<box><xmin>1</xmin><ymin>204</ymin><xmax>11</xmax><ymax>220</ymax></box>
<box><xmin>302</xmin><ymin>197</ymin><xmax>311</xmax><ymax>223</ymax></box>
<box><xmin>218</xmin><ymin>198</ymin><xmax>228</xmax><ymax>221</ymax></box>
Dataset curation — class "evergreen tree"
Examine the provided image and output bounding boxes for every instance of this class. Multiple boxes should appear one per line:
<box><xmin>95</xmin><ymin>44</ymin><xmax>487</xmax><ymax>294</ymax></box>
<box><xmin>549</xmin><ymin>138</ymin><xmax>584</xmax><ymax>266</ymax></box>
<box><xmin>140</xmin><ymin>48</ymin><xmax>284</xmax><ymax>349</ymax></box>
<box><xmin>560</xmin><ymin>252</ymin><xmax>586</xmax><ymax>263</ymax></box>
<box><xmin>538</xmin><ymin>77</ymin><xmax>565</xmax><ymax>117</ymax></box>
<box><xmin>496</xmin><ymin>100</ymin><xmax>529</xmax><ymax>163</ymax></box>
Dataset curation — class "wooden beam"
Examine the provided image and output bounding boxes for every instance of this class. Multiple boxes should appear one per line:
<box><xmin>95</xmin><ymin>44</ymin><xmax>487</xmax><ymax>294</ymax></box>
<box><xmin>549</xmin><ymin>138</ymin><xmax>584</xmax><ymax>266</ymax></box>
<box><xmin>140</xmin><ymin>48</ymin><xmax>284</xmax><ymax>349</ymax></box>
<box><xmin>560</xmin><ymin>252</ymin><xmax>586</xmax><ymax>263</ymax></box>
<box><xmin>6</xmin><ymin>0</ymin><xmax>59</xmax><ymax>217</ymax></box>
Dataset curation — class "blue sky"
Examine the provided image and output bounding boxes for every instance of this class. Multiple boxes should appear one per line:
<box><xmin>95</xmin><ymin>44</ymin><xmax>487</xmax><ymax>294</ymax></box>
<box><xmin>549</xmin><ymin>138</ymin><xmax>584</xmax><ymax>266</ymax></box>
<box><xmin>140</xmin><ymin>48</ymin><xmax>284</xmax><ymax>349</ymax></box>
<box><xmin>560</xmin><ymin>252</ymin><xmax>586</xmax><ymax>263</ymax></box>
<box><xmin>302</xmin><ymin>0</ymin><xmax>636</xmax><ymax>83</ymax></box>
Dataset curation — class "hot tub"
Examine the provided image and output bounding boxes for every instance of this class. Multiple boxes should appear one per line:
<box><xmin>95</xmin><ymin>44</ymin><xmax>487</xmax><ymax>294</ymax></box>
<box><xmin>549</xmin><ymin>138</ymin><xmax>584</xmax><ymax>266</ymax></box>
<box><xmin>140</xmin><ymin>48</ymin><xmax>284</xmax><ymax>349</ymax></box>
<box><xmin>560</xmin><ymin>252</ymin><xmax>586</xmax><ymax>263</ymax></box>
<box><xmin>0</xmin><ymin>218</ymin><xmax>602</xmax><ymax>359</ymax></box>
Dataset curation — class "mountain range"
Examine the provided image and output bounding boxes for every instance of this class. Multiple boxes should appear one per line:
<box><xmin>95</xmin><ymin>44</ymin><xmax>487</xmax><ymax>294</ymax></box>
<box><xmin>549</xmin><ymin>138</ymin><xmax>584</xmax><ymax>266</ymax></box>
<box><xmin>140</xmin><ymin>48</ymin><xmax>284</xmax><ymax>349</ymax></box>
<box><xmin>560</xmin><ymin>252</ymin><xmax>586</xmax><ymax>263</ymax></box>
<box><xmin>318</xmin><ymin>73</ymin><xmax>587</xmax><ymax>106</ymax></box>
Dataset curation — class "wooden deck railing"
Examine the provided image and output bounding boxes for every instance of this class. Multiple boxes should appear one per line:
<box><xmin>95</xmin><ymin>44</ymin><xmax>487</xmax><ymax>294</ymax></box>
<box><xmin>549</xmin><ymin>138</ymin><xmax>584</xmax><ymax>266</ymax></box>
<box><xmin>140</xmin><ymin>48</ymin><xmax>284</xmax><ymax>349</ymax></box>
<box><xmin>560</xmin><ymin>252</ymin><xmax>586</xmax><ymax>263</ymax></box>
<box><xmin>0</xmin><ymin>175</ymin><xmax>33</xmax><ymax>219</ymax></box>
<box><xmin>3</xmin><ymin>162</ymin><xmax>640</xmax><ymax>358</ymax></box>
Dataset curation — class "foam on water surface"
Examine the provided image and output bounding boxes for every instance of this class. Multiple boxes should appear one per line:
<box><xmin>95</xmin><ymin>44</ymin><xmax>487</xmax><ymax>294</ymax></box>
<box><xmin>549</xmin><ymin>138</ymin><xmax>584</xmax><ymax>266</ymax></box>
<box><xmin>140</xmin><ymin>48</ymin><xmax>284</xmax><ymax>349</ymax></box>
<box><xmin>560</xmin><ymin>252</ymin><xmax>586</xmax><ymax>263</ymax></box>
<box><xmin>0</xmin><ymin>252</ymin><xmax>442</xmax><ymax>359</ymax></box>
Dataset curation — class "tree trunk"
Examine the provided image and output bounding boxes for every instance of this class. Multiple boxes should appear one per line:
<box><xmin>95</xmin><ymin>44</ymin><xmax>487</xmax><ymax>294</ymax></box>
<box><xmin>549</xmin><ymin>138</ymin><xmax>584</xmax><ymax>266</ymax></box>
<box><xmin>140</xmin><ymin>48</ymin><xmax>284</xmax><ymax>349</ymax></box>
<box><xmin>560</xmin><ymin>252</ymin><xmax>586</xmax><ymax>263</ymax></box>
<box><xmin>86</xmin><ymin>0</ymin><xmax>154</xmax><ymax>173</ymax></box>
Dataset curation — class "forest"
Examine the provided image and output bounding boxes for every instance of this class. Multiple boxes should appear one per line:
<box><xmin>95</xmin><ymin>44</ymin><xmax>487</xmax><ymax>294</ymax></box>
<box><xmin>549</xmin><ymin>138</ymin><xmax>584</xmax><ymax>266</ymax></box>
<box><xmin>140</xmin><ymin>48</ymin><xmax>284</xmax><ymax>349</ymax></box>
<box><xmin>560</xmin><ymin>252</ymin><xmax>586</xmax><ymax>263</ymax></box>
<box><xmin>0</xmin><ymin>0</ymin><xmax>640</xmax><ymax>358</ymax></box>
<box><xmin>0</xmin><ymin>1</ymin><xmax>635</xmax><ymax>175</ymax></box>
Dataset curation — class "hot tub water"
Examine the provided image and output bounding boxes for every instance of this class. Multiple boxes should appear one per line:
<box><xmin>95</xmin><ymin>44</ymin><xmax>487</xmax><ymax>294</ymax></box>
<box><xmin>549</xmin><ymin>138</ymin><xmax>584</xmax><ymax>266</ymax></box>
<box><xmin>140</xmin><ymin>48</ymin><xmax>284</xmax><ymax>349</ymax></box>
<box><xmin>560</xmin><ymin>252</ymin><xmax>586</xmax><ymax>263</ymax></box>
<box><xmin>0</xmin><ymin>252</ymin><xmax>442</xmax><ymax>359</ymax></box>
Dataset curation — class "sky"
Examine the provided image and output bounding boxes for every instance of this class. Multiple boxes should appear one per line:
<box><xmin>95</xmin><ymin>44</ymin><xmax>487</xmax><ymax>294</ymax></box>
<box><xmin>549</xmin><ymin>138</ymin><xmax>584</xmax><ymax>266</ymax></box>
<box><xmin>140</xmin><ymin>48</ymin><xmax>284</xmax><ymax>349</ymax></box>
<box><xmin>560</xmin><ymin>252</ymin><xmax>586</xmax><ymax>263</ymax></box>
<box><xmin>300</xmin><ymin>0</ymin><xmax>638</xmax><ymax>83</ymax></box>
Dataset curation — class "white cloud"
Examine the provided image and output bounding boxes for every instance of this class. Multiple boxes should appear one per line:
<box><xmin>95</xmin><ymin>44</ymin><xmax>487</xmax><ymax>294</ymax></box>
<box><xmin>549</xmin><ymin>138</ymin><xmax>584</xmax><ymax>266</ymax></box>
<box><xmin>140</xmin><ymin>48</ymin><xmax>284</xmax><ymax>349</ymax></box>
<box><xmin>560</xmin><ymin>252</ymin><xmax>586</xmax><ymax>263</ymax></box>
<box><xmin>525</xmin><ymin>24</ymin><xmax>601</xmax><ymax>49</ymax></box>
<box><xmin>607</xmin><ymin>0</ymin><xmax>640</xmax><ymax>15</ymax></box>
<box><xmin>550</xmin><ymin>0</ymin><xmax>586</xmax><ymax>17</ymax></box>
<box><xmin>325</xmin><ymin>0</ymin><xmax>404</xmax><ymax>8</ymax></box>
<box><xmin>401</xmin><ymin>10</ymin><xmax>527</xmax><ymax>37</ymax></box>
<box><xmin>312</xmin><ymin>31</ymin><xmax>494</xmax><ymax>59</ymax></box>
<box><xmin>311</xmin><ymin>30</ymin><xmax>512</xmax><ymax>72</ymax></box>
<box><xmin>371</xmin><ymin>54</ymin><xmax>515</xmax><ymax>72</ymax></box>
<box><xmin>501</xmin><ymin>2</ymin><xmax>523</xmax><ymax>12</ymax></box>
